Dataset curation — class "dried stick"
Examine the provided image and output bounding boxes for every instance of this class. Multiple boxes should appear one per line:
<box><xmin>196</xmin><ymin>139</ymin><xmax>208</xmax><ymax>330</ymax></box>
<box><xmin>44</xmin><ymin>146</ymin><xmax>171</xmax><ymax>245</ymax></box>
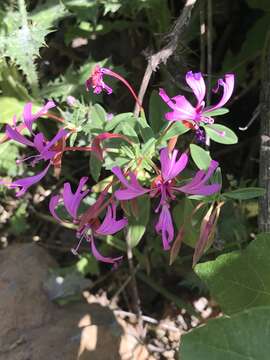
<box><xmin>133</xmin><ymin>0</ymin><xmax>198</xmax><ymax>117</ymax></box>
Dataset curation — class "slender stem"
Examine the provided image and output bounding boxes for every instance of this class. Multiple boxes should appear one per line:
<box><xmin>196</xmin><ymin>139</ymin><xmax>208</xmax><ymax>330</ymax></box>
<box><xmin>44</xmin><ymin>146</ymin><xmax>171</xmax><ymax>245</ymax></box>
<box><xmin>206</xmin><ymin>0</ymin><xmax>212</xmax><ymax>147</ymax></box>
<box><xmin>126</xmin><ymin>242</ymin><xmax>144</xmax><ymax>335</ymax></box>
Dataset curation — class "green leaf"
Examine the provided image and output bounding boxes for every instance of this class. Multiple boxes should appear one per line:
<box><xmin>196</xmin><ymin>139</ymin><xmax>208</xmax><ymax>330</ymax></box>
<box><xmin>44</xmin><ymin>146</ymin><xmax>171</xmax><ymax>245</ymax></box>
<box><xmin>105</xmin><ymin>112</ymin><xmax>134</xmax><ymax>131</ymax></box>
<box><xmin>149</xmin><ymin>90</ymin><xmax>168</xmax><ymax>134</ymax></box>
<box><xmin>195</xmin><ymin>233</ymin><xmax>270</xmax><ymax>314</ymax></box>
<box><xmin>173</xmin><ymin>199</ymin><xmax>206</xmax><ymax>248</ymax></box>
<box><xmin>204</xmin><ymin>124</ymin><xmax>238</xmax><ymax>144</ymax></box>
<box><xmin>190</xmin><ymin>144</ymin><xmax>212</xmax><ymax>170</ymax></box>
<box><xmin>223</xmin><ymin>187</ymin><xmax>266</xmax><ymax>200</ymax></box>
<box><xmin>203</xmin><ymin>108</ymin><xmax>229</xmax><ymax>117</ymax></box>
<box><xmin>160</xmin><ymin>122</ymin><xmax>190</xmax><ymax>143</ymax></box>
<box><xmin>180</xmin><ymin>306</ymin><xmax>270</xmax><ymax>360</ymax></box>
<box><xmin>30</xmin><ymin>0</ymin><xmax>69</xmax><ymax>28</ymax></box>
<box><xmin>90</xmin><ymin>104</ymin><xmax>106</xmax><ymax>129</ymax></box>
<box><xmin>0</xmin><ymin>97</ymin><xmax>30</xmax><ymax>124</ymax></box>
<box><xmin>136</xmin><ymin>116</ymin><xmax>154</xmax><ymax>142</ymax></box>
<box><xmin>126</xmin><ymin>196</ymin><xmax>150</xmax><ymax>248</ymax></box>
<box><xmin>90</xmin><ymin>153</ymin><xmax>102</xmax><ymax>182</ymax></box>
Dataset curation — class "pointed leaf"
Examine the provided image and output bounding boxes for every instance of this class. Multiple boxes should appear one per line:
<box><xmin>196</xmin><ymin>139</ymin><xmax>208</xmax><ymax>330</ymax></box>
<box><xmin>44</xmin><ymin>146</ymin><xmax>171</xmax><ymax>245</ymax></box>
<box><xmin>190</xmin><ymin>144</ymin><xmax>212</xmax><ymax>170</ymax></box>
<box><xmin>204</xmin><ymin>124</ymin><xmax>238</xmax><ymax>144</ymax></box>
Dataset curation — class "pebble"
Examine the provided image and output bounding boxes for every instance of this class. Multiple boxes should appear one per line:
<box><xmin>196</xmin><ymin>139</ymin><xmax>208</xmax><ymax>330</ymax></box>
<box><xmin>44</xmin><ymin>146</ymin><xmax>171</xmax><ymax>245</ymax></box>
<box><xmin>163</xmin><ymin>350</ymin><xmax>175</xmax><ymax>359</ymax></box>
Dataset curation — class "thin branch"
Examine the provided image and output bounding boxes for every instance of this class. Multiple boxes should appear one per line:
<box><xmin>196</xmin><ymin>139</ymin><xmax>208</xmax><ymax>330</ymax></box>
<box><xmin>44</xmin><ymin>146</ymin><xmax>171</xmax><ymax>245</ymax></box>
<box><xmin>133</xmin><ymin>0</ymin><xmax>198</xmax><ymax>117</ymax></box>
<box><xmin>126</xmin><ymin>242</ymin><xmax>144</xmax><ymax>336</ymax></box>
<box><xmin>114</xmin><ymin>310</ymin><xmax>180</xmax><ymax>332</ymax></box>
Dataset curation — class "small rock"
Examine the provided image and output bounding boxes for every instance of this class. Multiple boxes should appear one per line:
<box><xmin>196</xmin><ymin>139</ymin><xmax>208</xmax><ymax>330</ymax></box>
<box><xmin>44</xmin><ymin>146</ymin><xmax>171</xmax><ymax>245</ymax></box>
<box><xmin>156</xmin><ymin>328</ymin><xmax>166</xmax><ymax>339</ymax></box>
<box><xmin>163</xmin><ymin>350</ymin><xmax>175</xmax><ymax>359</ymax></box>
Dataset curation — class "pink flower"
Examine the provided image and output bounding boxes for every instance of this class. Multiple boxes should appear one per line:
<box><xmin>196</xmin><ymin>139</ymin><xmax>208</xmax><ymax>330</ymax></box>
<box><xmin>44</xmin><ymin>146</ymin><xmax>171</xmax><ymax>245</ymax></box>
<box><xmin>85</xmin><ymin>64</ymin><xmax>141</xmax><ymax>107</ymax></box>
<box><xmin>49</xmin><ymin>178</ymin><xmax>127</xmax><ymax>265</ymax></box>
<box><xmin>159</xmin><ymin>71</ymin><xmax>234</xmax><ymax>128</ymax></box>
<box><xmin>2</xmin><ymin>126</ymin><xmax>67</xmax><ymax>197</ymax></box>
<box><xmin>112</xmin><ymin>147</ymin><xmax>221</xmax><ymax>250</ymax></box>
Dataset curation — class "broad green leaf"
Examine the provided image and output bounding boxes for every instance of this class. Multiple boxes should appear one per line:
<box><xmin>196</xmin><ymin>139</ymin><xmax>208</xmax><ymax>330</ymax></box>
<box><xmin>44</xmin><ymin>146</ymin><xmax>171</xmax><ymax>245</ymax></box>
<box><xmin>195</xmin><ymin>233</ymin><xmax>270</xmax><ymax>314</ymax></box>
<box><xmin>105</xmin><ymin>112</ymin><xmax>134</xmax><ymax>131</ymax></box>
<box><xmin>160</xmin><ymin>122</ymin><xmax>190</xmax><ymax>143</ymax></box>
<box><xmin>190</xmin><ymin>144</ymin><xmax>211</xmax><ymax>170</ymax></box>
<box><xmin>90</xmin><ymin>104</ymin><xmax>106</xmax><ymax>128</ymax></box>
<box><xmin>223</xmin><ymin>187</ymin><xmax>266</xmax><ymax>200</ymax></box>
<box><xmin>136</xmin><ymin>116</ymin><xmax>154</xmax><ymax>142</ymax></box>
<box><xmin>115</xmin><ymin>121</ymin><xmax>139</xmax><ymax>143</ymax></box>
<box><xmin>180</xmin><ymin>306</ymin><xmax>270</xmax><ymax>360</ymax></box>
<box><xmin>149</xmin><ymin>90</ymin><xmax>168</xmax><ymax>134</ymax></box>
<box><xmin>203</xmin><ymin>108</ymin><xmax>229</xmax><ymax>117</ymax></box>
<box><xmin>126</xmin><ymin>196</ymin><xmax>150</xmax><ymax>248</ymax></box>
<box><xmin>204</xmin><ymin>124</ymin><xmax>238</xmax><ymax>144</ymax></box>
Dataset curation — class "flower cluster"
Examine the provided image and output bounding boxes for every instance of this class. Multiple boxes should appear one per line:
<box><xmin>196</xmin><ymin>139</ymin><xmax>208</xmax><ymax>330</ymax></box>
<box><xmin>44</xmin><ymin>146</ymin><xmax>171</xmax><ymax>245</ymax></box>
<box><xmin>0</xmin><ymin>65</ymin><xmax>235</xmax><ymax>265</ymax></box>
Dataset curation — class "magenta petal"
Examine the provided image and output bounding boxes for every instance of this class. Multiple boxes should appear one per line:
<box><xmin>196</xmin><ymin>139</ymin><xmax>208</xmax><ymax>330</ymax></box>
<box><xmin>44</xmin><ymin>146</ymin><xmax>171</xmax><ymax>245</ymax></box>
<box><xmin>176</xmin><ymin>160</ymin><xmax>221</xmax><ymax>196</ymax></box>
<box><xmin>6</xmin><ymin>125</ymin><xmax>34</xmax><ymax>147</ymax></box>
<box><xmin>95</xmin><ymin>204</ymin><xmax>128</xmax><ymax>235</ymax></box>
<box><xmin>49</xmin><ymin>195</ymin><xmax>62</xmax><ymax>222</ymax></box>
<box><xmin>9</xmin><ymin>163</ymin><xmax>51</xmax><ymax>197</ymax></box>
<box><xmin>34</xmin><ymin>133</ymin><xmax>46</xmax><ymax>153</ymax></box>
<box><xmin>160</xmin><ymin>148</ymin><xmax>188</xmax><ymax>182</ymax></box>
<box><xmin>204</xmin><ymin>74</ymin><xmax>234</xmax><ymax>113</ymax></box>
<box><xmin>23</xmin><ymin>101</ymin><xmax>56</xmax><ymax>132</ymax></box>
<box><xmin>185</xmin><ymin>71</ymin><xmax>206</xmax><ymax>106</ymax></box>
<box><xmin>63</xmin><ymin>177</ymin><xmax>89</xmax><ymax>219</ymax></box>
<box><xmin>159</xmin><ymin>88</ymin><xmax>196</xmax><ymax>121</ymax></box>
<box><xmin>112</xmin><ymin>167</ymin><xmax>149</xmax><ymax>200</ymax></box>
<box><xmin>90</xmin><ymin>237</ymin><xmax>123</xmax><ymax>264</ymax></box>
<box><xmin>155</xmin><ymin>205</ymin><xmax>174</xmax><ymax>250</ymax></box>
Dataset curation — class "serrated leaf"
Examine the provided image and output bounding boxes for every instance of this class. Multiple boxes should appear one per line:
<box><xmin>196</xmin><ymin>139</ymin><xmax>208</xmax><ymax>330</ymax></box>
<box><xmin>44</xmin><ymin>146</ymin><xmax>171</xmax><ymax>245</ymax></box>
<box><xmin>204</xmin><ymin>124</ymin><xmax>238</xmax><ymax>144</ymax></box>
<box><xmin>195</xmin><ymin>233</ymin><xmax>270</xmax><ymax>314</ymax></box>
<box><xmin>190</xmin><ymin>144</ymin><xmax>211</xmax><ymax>170</ymax></box>
<box><xmin>223</xmin><ymin>187</ymin><xmax>266</xmax><ymax>200</ymax></box>
<box><xmin>180</xmin><ymin>306</ymin><xmax>270</xmax><ymax>360</ymax></box>
<box><xmin>30</xmin><ymin>0</ymin><xmax>69</xmax><ymax>28</ymax></box>
<box><xmin>126</xmin><ymin>196</ymin><xmax>150</xmax><ymax>248</ymax></box>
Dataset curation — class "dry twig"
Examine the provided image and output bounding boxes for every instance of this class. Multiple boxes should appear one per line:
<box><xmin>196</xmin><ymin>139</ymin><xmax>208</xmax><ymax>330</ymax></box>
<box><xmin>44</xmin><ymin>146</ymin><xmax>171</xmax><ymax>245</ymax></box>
<box><xmin>133</xmin><ymin>0</ymin><xmax>198</xmax><ymax>117</ymax></box>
